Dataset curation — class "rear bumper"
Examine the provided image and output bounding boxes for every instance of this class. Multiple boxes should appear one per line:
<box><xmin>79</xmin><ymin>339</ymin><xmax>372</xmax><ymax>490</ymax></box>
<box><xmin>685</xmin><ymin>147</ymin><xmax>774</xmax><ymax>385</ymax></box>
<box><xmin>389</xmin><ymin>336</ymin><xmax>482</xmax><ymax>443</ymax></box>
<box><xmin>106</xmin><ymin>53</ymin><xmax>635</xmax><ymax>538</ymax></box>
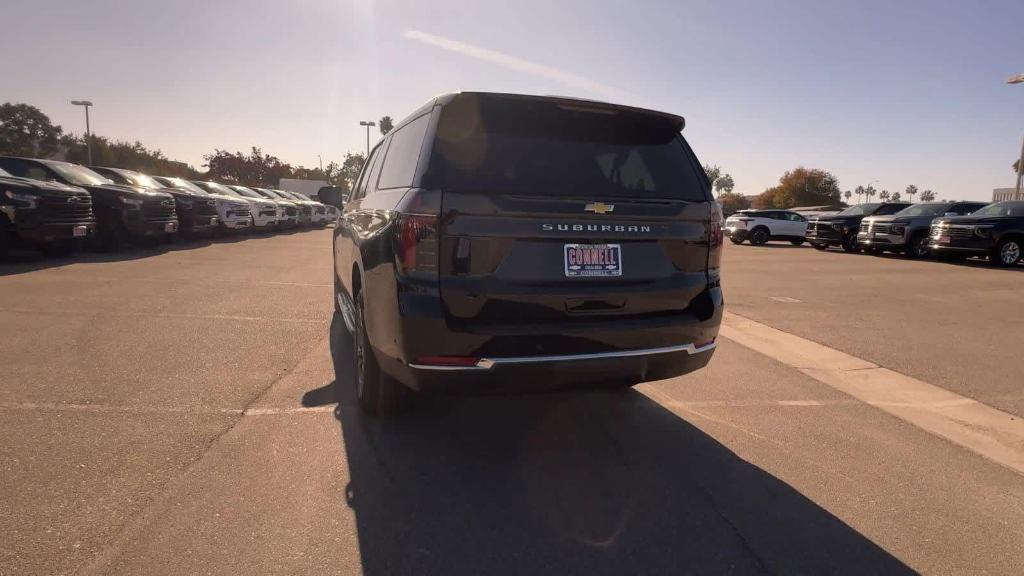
<box><xmin>368</xmin><ymin>286</ymin><xmax>724</xmax><ymax>393</ymax></box>
<box><xmin>398</xmin><ymin>341</ymin><xmax>717</xmax><ymax>394</ymax></box>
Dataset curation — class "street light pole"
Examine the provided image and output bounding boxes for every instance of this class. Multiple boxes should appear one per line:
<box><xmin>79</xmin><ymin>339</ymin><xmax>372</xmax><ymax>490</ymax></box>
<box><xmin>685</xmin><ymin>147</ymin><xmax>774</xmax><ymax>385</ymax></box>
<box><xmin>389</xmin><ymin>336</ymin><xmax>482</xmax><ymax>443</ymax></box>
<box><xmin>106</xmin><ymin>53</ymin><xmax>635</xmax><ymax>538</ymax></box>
<box><xmin>70</xmin><ymin>100</ymin><xmax>94</xmax><ymax>165</ymax></box>
<box><xmin>318</xmin><ymin>154</ymin><xmax>323</xmax><ymax>172</ymax></box>
<box><xmin>1009</xmin><ymin>74</ymin><xmax>1024</xmax><ymax>199</ymax></box>
<box><xmin>359</xmin><ymin>121</ymin><xmax>376</xmax><ymax>157</ymax></box>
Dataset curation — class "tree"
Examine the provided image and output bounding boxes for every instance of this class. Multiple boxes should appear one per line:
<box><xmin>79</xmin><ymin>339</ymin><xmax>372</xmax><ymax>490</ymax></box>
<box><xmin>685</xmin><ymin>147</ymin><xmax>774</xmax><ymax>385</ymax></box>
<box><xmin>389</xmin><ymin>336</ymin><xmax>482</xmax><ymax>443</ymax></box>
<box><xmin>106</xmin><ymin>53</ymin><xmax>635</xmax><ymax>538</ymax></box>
<box><xmin>879</xmin><ymin>190</ymin><xmax>890</xmax><ymax>202</ymax></box>
<box><xmin>864</xmin><ymin>185</ymin><xmax>877</xmax><ymax>202</ymax></box>
<box><xmin>703</xmin><ymin>164</ymin><xmax>721</xmax><ymax>190</ymax></box>
<box><xmin>379</xmin><ymin>116</ymin><xmax>394</xmax><ymax>136</ymax></box>
<box><xmin>62</xmin><ymin>134</ymin><xmax>199</xmax><ymax>177</ymax></box>
<box><xmin>203</xmin><ymin>146</ymin><xmax>293</xmax><ymax>187</ymax></box>
<box><xmin>0</xmin><ymin>103</ymin><xmax>64</xmax><ymax>158</ymax></box>
<box><xmin>855</xmin><ymin>185</ymin><xmax>865</xmax><ymax>203</ymax></box>
<box><xmin>890</xmin><ymin>191</ymin><xmax>902</xmax><ymax>202</ymax></box>
<box><xmin>751</xmin><ymin>189</ymin><xmax>776</xmax><ymax>209</ymax></box>
<box><xmin>756</xmin><ymin>167</ymin><xmax>841</xmax><ymax>209</ymax></box>
<box><xmin>844</xmin><ymin>190</ymin><xmax>852</xmax><ymax>204</ymax></box>
<box><xmin>717</xmin><ymin>191</ymin><xmax>750</xmax><ymax>214</ymax></box>
<box><xmin>919</xmin><ymin>189</ymin><xmax>936</xmax><ymax>202</ymax></box>
<box><xmin>714</xmin><ymin>173</ymin><xmax>735</xmax><ymax>195</ymax></box>
<box><xmin>905</xmin><ymin>184</ymin><xmax>918</xmax><ymax>203</ymax></box>
<box><xmin>1014</xmin><ymin>159</ymin><xmax>1021</xmax><ymax>174</ymax></box>
<box><xmin>338</xmin><ymin>152</ymin><xmax>366</xmax><ymax>191</ymax></box>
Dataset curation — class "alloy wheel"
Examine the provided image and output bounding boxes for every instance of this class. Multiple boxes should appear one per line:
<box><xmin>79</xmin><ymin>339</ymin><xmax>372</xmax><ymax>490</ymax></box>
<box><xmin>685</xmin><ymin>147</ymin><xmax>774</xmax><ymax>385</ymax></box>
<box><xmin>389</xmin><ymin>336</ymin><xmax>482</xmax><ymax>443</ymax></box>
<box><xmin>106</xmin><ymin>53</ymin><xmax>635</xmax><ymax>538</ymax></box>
<box><xmin>1001</xmin><ymin>241</ymin><xmax>1021</xmax><ymax>265</ymax></box>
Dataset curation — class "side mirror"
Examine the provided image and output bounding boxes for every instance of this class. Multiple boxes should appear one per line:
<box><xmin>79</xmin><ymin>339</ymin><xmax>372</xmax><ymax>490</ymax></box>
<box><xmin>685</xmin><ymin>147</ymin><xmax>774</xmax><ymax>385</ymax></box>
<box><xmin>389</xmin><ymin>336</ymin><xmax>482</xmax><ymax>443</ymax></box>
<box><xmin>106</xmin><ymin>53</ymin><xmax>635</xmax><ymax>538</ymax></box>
<box><xmin>317</xmin><ymin>186</ymin><xmax>347</xmax><ymax>208</ymax></box>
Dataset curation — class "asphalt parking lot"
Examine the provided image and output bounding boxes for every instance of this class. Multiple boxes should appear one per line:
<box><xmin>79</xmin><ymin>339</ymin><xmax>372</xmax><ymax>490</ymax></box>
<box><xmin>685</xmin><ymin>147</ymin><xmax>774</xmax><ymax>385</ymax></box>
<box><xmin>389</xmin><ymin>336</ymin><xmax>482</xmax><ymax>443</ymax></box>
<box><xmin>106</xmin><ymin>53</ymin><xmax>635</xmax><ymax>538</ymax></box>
<box><xmin>3</xmin><ymin>233</ymin><xmax>1024</xmax><ymax>575</ymax></box>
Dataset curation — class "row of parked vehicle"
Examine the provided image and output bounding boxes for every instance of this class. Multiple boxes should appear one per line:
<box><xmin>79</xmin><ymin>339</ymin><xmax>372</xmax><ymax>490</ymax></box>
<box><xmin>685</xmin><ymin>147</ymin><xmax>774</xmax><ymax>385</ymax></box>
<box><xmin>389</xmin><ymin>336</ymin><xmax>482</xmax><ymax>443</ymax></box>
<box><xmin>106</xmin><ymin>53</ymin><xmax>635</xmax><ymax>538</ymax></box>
<box><xmin>0</xmin><ymin>156</ymin><xmax>338</xmax><ymax>258</ymax></box>
<box><xmin>723</xmin><ymin>200</ymin><xmax>1024</xmax><ymax>267</ymax></box>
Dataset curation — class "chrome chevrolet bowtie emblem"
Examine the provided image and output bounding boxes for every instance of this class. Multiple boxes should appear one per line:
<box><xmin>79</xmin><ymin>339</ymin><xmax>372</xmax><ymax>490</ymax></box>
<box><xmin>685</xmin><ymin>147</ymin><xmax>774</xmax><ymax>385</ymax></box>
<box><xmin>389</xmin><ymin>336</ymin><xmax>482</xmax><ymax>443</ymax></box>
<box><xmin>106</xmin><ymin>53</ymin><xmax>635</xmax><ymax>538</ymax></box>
<box><xmin>584</xmin><ymin>202</ymin><xmax>614</xmax><ymax>214</ymax></box>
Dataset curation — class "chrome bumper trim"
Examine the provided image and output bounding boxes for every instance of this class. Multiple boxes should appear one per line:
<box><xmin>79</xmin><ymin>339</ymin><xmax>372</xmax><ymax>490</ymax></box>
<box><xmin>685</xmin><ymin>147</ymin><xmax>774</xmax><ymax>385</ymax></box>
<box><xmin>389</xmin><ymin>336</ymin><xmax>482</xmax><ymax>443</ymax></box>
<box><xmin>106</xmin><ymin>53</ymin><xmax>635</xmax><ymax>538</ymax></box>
<box><xmin>409</xmin><ymin>340</ymin><xmax>717</xmax><ymax>371</ymax></box>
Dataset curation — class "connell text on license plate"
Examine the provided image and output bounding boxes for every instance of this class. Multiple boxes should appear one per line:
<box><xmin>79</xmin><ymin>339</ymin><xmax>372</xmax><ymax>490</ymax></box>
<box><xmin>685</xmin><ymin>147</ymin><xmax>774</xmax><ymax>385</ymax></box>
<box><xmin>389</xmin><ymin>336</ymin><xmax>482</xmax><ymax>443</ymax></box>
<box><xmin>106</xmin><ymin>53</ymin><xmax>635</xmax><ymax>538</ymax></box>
<box><xmin>564</xmin><ymin>243</ymin><xmax>622</xmax><ymax>277</ymax></box>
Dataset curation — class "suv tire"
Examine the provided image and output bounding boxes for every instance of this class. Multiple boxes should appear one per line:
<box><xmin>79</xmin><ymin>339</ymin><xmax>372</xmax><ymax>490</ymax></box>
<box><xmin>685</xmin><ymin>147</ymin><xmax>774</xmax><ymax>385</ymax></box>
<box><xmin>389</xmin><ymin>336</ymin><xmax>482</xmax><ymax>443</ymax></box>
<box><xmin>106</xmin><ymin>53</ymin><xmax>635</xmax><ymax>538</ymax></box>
<box><xmin>906</xmin><ymin>233</ymin><xmax>929</xmax><ymax>259</ymax></box>
<box><xmin>790</xmin><ymin>239</ymin><xmax>804</xmax><ymax>246</ymax></box>
<box><xmin>750</xmin><ymin>227</ymin><xmax>769</xmax><ymax>246</ymax></box>
<box><xmin>353</xmin><ymin>290</ymin><xmax>407</xmax><ymax>417</ymax></box>
<box><xmin>992</xmin><ymin>238</ymin><xmax>1022</xmax><ymax>267</ymax></box>
<box><xmin>841</xmin><ymin>233</ymin><xmax>860</xmax><ymax>253</ymax></box>
<box><xmin>811</xmin><ymin>243</ymin><xmax>828</xmax><ymax>251</ymax></box>
<box><xmin>729</xmin><ymin>237</ymin><xmax>744</xmax><ymax>245</ymax></box>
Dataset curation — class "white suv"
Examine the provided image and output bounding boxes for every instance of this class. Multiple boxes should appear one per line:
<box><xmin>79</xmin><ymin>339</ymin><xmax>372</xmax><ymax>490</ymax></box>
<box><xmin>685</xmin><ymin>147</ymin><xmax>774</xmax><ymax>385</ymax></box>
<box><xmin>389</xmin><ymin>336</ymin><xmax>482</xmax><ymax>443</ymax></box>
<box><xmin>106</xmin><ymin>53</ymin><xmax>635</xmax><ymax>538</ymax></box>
<box><xmin>724</xmin><ymin>209</ymin><xmax>808</xmax><ymax>246</ymax></box>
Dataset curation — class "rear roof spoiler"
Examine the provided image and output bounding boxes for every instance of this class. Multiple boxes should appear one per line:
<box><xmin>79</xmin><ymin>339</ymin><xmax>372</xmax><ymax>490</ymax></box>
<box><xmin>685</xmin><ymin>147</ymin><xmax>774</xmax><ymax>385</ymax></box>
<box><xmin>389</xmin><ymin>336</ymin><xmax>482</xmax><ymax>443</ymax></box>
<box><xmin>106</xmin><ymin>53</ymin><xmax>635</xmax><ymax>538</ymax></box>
<box><xmin>431</xmin><ymin>91</ymin><xmax>685</xmax><ymax>132</ymax></box>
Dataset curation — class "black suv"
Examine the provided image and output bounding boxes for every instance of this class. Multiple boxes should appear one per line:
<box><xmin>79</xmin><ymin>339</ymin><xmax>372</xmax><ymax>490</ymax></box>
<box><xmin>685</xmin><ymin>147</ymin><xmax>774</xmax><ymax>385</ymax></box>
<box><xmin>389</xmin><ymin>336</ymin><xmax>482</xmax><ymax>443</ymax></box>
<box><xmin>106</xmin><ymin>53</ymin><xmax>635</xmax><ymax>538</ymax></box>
<box><xmin>320</xmin><ymin>92</ymin><xmax>723</xmax><ymax>415</ymax></box>
<box><xmin>929</xmin><ymin>201</ymin><xmax>1024</xmax><ymax>266</ymax></box>
<box><xmin>857</xmin><ymin>201</ymin><xmax>987</xmax><ymax>258</ymax></box>
<box><xmin>0</xmin><ymin>158</ymin><xmax>178</xmax><ymax>250</ymax></box>
<box><xmin>0</xmin><ymin>166</ymin><xmax>96</xmax><ymax>258</ymax></box>
<box><xmin>90</xmin><ymin>167</ymin><xmax>220</xmax><ymax>236</ymax></box>
<box><xmin>806</xmin><ymin>202</ymin><xmax>910</xmax><ymax>252</ymax></box>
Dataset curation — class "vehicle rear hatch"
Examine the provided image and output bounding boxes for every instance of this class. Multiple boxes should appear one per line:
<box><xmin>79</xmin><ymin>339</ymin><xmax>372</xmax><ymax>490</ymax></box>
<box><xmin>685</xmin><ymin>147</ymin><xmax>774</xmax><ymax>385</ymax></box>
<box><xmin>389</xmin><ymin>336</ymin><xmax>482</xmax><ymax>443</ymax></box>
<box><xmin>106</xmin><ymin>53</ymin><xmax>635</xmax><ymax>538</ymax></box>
<box><xmin>429</xmin><ymin>94</ymin><xmax>714</xmax><ymax>332</ymax></box>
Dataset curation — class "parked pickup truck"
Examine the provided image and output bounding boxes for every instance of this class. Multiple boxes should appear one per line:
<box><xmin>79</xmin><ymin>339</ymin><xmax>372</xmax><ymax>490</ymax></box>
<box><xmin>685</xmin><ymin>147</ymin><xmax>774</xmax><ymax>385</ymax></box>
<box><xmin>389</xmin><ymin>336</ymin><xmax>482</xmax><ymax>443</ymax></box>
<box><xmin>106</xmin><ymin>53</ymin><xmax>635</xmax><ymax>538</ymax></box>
<box><xmin>929</xmin><ymin>201</ymin><xmax>1024</xmax><ymax>267</ymax></box>
<box><xmin>0</xmin><ymin>166</ymin><xmax>96</xmax><ymax>258</ymax></box>
<box><xmin>0</xmin><ymin>157</ymin><xmax>178</xmax><ymax>251</ymax></box>
<box><xmin>806</xmin><ymin>202</ymin><xmax>909</xmax><ymax>252</ymax></box>
<box><xmin>91</xmin><ymin>167</ymin><xmax>219</xmax><ymax>236</ymax></box>
<box><xmin>857</xmin><ymin>201</ymin><xmax>987</xmax><ymax>258</ymax></box>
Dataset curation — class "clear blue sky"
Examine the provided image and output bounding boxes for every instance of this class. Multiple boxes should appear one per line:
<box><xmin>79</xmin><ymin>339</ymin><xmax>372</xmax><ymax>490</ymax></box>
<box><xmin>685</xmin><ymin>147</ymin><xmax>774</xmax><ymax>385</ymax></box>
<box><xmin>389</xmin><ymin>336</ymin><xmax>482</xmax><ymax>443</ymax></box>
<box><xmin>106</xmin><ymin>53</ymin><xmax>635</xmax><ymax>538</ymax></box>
<box><xmin>2</xmin><ymin>0</ymin><xmax>1022</xmax><ymax>200</ymax></box>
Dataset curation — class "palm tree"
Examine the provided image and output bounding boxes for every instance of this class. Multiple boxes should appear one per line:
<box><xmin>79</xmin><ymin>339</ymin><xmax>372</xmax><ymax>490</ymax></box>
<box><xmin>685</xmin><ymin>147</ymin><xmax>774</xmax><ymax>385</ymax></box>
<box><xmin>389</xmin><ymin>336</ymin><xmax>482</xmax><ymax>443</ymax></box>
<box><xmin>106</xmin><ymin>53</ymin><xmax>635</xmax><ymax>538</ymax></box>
<box><xmin>855</xmin><ymin>185</ymin><xmax>865</xmax><ymax>203</ymax></box>
<box><xmin>879</xmin><ymin>190</ymin><xmax>890</xmax><ymax>202</ymax></box>
<box><xmin>844</xmin><ymin>190</ymin><xmax>852</xmax><ymax>204</ymax></box>
<box><xmin>905</xmin><ymin>184</ymin><xmax>918</xmax><ymax>203</ymax></box>
<box><xmin>919</xmin><ymin>189</ymin><xmax>936</xmax><ymax>202</ymax></box>
<box><xmin>865</xmin><ymin>185</ymin><xmax>877</xmax><ymax>202</ymax></box>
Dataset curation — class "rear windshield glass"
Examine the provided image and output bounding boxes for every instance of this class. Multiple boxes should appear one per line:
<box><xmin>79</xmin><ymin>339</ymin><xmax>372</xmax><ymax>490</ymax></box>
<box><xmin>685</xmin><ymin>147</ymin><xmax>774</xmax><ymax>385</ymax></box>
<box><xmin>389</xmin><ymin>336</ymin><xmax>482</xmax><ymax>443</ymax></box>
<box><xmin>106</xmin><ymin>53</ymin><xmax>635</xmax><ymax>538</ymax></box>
<box><xmin>426</xmin><ymin>95</ymin><xmax>707</xmax><ymax>201</ymax></box>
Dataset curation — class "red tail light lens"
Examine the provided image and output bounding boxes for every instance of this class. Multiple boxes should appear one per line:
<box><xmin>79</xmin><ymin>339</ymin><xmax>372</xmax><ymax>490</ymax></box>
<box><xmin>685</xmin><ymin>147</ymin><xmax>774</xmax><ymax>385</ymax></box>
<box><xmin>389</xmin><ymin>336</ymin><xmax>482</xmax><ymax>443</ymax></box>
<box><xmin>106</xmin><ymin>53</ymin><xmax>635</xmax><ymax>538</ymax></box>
<box><xmin>397</xmin><ymin>214</ymin><xmax>439</xmax><ymax>274</ymax></box>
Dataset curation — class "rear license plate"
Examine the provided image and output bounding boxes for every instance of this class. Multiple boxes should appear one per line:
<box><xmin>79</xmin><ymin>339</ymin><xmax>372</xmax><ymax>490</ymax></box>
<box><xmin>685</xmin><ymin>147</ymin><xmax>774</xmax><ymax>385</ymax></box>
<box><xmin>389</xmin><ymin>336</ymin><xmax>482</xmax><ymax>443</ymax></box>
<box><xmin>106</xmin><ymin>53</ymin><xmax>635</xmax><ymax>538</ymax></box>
<box><xmin>72</xmin><ymin>225</ymin><xmax>87</xmax><ymax>237</ymax></box>
<box><xmin>564</xmin><ymin>244</ymin><xmax>622</xmax><ymax>277</ymax></box>
<box><xmin>165</xmin><ymin>222</ymin><xmax>177</xmax><ymax>233</ymax></box>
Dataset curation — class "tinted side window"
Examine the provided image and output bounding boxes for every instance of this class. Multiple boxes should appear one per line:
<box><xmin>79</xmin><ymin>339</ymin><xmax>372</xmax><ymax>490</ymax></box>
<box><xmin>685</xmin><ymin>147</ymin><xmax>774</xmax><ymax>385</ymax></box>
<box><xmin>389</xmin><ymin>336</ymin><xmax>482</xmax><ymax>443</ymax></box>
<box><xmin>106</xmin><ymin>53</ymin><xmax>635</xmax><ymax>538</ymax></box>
<box><xmin>378</xmin><ymin>114</ymin><xmax>430</xmax><ymax>190</ymax></box>
<box><xmin>353</xmin><ymin>144</ymin><xmax>385</xmax><ymax>201</ymax></box>
<box><xmin>363</xmin><ymin>140</ymin><xmax>389</xmax><ymax>196</ymax></box>
<box><xmin>1</xmin><ymin>159</ymin><xmax>51</xmax><ymax>181</ymax></box>
<box><xmin>875</xmin><ymin>204</ymin><xmax>906</xmax><ymax>215</ymax></box>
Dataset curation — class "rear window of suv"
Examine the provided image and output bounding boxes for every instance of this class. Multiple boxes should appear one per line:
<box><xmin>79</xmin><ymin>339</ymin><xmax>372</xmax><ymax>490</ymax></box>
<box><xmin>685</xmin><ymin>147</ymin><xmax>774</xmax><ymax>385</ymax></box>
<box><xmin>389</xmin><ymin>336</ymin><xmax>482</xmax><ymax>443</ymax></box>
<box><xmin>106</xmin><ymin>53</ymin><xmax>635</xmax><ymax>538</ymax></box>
<box><xmin>425</xmin><ymin>94</ymin><xmax>707</xmax><ymax>201</ymax></box>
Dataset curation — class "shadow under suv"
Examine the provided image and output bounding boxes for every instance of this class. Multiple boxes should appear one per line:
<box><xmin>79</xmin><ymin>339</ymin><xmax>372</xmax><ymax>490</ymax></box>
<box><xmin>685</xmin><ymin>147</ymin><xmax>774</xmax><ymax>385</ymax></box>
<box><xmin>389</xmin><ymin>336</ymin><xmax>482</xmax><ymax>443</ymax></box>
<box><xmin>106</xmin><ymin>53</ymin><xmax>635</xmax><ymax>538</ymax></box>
<box><xmin>320</xmin><ymin>92</ymin><xmax>724</xmax><ymax>416</ymax></box>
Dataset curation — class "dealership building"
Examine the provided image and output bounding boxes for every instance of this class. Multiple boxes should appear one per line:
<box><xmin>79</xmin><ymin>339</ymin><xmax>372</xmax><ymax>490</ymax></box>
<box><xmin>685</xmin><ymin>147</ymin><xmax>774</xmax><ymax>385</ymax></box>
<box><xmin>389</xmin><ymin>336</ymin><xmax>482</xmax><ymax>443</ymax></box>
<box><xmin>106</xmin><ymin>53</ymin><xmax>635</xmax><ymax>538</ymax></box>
<box><xmin>992</xmin><ymin>187</ymin><xmax>1024</xmax><ymax>202</ymax></box>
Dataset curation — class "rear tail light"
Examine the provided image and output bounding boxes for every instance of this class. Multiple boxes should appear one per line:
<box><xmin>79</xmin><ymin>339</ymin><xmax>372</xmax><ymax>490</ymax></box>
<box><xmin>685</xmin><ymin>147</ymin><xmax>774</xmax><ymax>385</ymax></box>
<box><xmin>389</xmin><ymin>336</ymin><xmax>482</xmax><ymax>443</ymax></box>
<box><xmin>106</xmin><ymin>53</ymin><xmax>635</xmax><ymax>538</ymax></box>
<box><xmin>397</xmin><ymin>214</ymin><xmax>439</xmax><ymax>273</ymax></box>
<box><xmin>395</xmin><ymin>189</ymin><xmax>441</xmax><ymax>276</ymax></box>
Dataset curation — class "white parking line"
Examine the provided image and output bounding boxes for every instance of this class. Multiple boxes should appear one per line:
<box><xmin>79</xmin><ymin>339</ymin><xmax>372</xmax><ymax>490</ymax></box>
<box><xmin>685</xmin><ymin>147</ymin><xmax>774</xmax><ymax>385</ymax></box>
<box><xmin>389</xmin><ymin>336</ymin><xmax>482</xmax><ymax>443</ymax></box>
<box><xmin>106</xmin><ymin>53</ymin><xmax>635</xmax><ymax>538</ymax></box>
<box><xmin>720</xmin><ymin>311</ymin><xmax>1024</xmax><ymax>476</ymax></box>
